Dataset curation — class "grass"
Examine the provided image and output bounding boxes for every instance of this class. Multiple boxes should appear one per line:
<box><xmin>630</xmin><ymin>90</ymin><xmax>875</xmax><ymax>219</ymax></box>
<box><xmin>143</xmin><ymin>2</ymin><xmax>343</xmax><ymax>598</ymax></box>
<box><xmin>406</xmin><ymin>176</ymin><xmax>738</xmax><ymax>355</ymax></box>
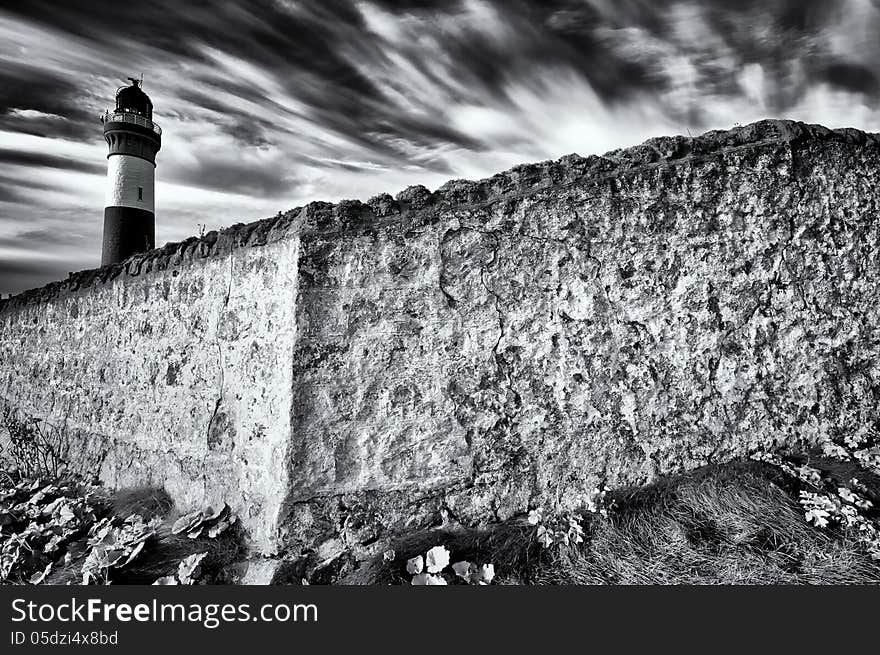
<box><xmin>6</xmin><ymin>452</ymin><xmax>880</xmax><ymax>585</ymax></box>
<box><xmin>340</xmin><ymin>458</ymin><xmax>880</xmax><ymax>585</ymax></box>
<box><xmin>537</xmin><ymin>461</ymin><xmax>879</xmax><ymax>585</ymax></box>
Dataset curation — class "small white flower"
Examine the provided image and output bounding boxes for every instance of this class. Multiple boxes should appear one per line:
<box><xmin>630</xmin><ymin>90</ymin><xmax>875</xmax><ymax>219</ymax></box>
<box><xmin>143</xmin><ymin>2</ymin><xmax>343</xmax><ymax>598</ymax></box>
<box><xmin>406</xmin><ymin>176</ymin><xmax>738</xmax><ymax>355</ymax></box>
<box><xmin>405</xmin><ymin>555</ymin><xmax>424</xmax><ymax>575</ymax></box>
<box><xmin>478</xmin><ymin>563</ymin><xmax>495</xmax><ymax>584</ymax></box>
<box><xmin>425</xmin><ymin>545</ymin><xmax>450</xmax><ymax>573</ymax></box>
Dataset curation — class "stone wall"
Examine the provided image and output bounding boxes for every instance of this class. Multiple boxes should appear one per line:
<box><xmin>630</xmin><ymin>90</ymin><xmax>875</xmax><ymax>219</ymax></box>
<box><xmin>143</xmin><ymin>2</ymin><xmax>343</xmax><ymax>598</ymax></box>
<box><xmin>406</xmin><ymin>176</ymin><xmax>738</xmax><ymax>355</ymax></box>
<box><xmin>2</xmin><ymin>120</ymin><xmax>879</xmax><ymax>557</ymax></box>
<box><xmin>0</xmin><ymin>219</ymin><xmax>300</xmax><ymax>551</ymax></box>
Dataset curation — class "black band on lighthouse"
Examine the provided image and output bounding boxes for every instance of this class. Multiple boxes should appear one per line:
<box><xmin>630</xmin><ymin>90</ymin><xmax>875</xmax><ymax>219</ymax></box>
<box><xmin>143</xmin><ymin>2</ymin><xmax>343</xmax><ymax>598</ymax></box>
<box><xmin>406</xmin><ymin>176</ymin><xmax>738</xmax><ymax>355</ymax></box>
<box><xmin>102</xmin><ymin>206</ymin><xmax>155</xmax><ymax>266</ymax></box>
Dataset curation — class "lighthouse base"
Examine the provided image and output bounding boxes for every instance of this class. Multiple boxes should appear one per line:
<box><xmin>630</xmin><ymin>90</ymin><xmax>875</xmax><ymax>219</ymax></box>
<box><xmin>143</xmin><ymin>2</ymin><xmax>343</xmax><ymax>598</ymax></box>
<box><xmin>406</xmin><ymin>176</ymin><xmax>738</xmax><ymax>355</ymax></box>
<box><xmin>102</xmin><ymin>206</ymin><xmax>155</xmax><ymax>266</ymax></box>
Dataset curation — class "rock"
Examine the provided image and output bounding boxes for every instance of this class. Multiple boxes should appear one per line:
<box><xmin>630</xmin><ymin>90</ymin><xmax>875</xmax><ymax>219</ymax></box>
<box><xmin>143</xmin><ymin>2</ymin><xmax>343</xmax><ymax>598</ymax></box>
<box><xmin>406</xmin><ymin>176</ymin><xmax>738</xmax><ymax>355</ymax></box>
<box><xmin>394</xmin><ymin>184</ymin><xmax>433</xmax><ymax>209</ymax></box>
<box><xmin>367</xmin><ymin>193</ymin><xmax>398</xmax><ymax>217</ymax></box>
<box><xmin>238</xmin><ymin>558</ymin><xmax>284</xmax><ymax>585</ymax></box>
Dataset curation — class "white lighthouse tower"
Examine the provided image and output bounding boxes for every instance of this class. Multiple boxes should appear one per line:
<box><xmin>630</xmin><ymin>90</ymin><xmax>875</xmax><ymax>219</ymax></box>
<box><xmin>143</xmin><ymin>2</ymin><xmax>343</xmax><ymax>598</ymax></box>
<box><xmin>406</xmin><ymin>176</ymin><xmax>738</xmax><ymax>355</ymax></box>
<box><xmin>101</xmin><ymin>78</ymin><xmax>162</xmax><ymax>266</ymax></box>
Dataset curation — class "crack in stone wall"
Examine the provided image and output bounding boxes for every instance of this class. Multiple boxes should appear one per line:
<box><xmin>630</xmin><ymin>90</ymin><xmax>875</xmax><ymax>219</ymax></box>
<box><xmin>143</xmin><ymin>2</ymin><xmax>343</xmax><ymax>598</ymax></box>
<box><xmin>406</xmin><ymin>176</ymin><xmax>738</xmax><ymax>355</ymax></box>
<box><xmin>206</xmin><ymin>246</ymin><xmax>235</xmax><ymax>450</ymax></box>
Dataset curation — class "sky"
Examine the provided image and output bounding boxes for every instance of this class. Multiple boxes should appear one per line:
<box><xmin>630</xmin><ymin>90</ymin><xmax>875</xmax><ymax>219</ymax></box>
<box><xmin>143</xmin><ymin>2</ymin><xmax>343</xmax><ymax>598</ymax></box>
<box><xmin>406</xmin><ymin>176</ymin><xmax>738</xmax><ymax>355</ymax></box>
<box><xmin>1</xmin><ymin>0</ymin><xmax>880</xmax><ymax>295</ymax></box>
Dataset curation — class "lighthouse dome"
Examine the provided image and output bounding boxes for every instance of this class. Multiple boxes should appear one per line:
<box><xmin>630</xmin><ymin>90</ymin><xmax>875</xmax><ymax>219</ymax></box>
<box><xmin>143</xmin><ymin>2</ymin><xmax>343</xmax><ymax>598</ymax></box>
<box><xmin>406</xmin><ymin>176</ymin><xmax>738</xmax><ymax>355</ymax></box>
<box><xmin>115</xmin><ymin>79</ymin><xmax>153</xmax><ymax>119</ymax></box>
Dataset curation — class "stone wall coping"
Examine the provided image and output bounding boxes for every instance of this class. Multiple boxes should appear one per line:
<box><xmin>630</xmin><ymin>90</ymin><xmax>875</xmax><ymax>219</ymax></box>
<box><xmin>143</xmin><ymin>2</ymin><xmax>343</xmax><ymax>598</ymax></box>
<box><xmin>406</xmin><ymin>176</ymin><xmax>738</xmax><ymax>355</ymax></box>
<box><xmin>2</xmin><ymin>119</ymin><xmax>877</xmax><ymax>313</ymax></box>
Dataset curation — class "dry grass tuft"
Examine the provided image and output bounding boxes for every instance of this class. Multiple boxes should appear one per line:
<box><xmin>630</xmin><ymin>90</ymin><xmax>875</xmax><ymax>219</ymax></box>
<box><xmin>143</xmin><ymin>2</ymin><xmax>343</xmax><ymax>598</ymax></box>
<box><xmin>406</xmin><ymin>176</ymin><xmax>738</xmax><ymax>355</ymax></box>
<box><xmin>105</xmin><ymin>486</ymin><xmax>174</xmax><ymax>520</ymax></box>
<box><xmin>537</xmin><ymin>461</ymin><xmax>880</xmax><ymax>585</ymax></box>
<box><xmin>346</xmin><ymin>459</ymin><xmax>880</xmax><ymax>585</ymax></box>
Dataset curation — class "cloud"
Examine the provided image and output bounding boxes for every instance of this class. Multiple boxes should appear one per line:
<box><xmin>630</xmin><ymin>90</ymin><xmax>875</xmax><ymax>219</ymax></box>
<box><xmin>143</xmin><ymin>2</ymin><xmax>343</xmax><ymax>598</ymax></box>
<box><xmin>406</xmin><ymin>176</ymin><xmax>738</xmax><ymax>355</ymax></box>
<box><xmin>0</xmin><ymin>61</ymin><xmax>96</xmax><ymax>141</ymax></box>
<box><xmin>0</xmin><ymin>257</ymin><xmax>80</xmax><ymax>296</ymax></box>
<box><xmin>818</xmin><ymin>61</ymin><xmax>880</xmax><ymax>97</ymax></box>
<box><xmin>0</xmin><ymin>228</ymin><xmax>87</xmax><ymax>250</ymax></box>
<box><xmin>167</xmin><ymin>155</ymin><xmax>303</xmax><ymax>198</ymax></box>
<box><xmin>0</xmin><ymin>0</ymin><xmax>879</xmax><ymax>295</ymax></box>
<box><xmin>0</xmin><ymin>148</ymin><xmax>104</xmax><ymax>175</ymax></box>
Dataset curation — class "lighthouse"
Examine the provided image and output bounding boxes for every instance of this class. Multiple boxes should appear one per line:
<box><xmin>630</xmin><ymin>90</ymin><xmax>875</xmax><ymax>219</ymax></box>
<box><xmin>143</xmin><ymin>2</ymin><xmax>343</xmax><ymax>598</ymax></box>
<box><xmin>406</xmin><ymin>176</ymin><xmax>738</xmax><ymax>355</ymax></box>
<box><xmin>101</xmin><ymin>78</ymin><xmax>162</xmax><ymax>266</ymax></box>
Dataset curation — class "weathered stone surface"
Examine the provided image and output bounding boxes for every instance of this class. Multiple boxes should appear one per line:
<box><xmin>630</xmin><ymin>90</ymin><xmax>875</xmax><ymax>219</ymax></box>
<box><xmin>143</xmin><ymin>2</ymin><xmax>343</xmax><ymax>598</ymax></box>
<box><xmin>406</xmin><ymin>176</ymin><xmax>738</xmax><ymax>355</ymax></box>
<box><xmin>0</xmin><ymin>227</ymin><xmax>300</xmax><ymax>551</ymax></box>
<box><xmin>2</xmin><ymin>119</ymin><xmax>880</xmax><ymax>557</ymax></box>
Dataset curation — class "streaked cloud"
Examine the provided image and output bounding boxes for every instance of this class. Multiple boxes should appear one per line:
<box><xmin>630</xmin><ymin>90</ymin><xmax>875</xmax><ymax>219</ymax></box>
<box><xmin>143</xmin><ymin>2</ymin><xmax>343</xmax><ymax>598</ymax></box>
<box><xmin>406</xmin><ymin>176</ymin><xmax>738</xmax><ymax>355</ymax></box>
<box><xmin>1</xmin><ymin>0</ymin><xmax>879</xmax><ymax>294</ymax></box>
